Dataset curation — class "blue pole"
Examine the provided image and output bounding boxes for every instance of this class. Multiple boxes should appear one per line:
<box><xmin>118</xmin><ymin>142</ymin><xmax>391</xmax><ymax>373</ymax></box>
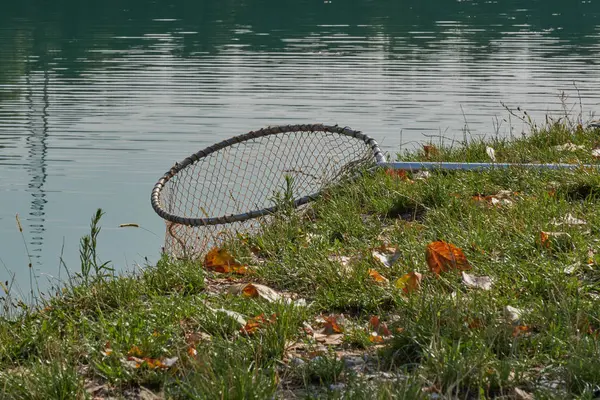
<box><xmin>379</xmin><ymin>161</ymin><xmax>598</xmax><ymax>171</ymax></box>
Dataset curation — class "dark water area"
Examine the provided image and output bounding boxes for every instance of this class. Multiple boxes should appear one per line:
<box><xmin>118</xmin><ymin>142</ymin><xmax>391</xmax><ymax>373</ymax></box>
<box><xmin>1</xmin><ymin>0</ymin><xmax>600</xmax><ymax>295</ymax></box>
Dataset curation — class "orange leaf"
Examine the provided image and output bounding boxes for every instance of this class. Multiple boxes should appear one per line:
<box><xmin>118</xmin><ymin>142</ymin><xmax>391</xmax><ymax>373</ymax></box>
<box><xmin>101</xmin><ymin>341</ymin><xmax>113</xmax><ymax>356</ymax></box>
<box><xmin>187</xmin><ymin>346</ymin><xmax>198</xmax><ymax>357</ymax></box>
<box><xmin>395</xmin><ymin>271</ymin><xmax>422</xmax><ymax>294</ymax></box>
<box><xmin>426</xmin><ymin>241</ymin><xmax>471</xmax><ymax>275</ymax></box>
<box><xmin>369</xmin><ymin>333</ymin><xmax>384</xmax><ymax>343</ymax></box>
<box><xmin>240</xmin><ymin>313</ymin><xmax>276</xmax><ymax>335</ymax></box>
<box><xmin>369</xmin><ymin>316</ymin><xmax>392</xmax><ymax>336</ymax></box>
<box><xmin>241</xmin><ymin>283</ymin><xmax>259</xmax><ymax>298</ymax></box>
<box><xmin>368</xmin><ymin>269</ymin><xmax>389</xmax><ymax>285</ymax></box>
<box><xmin>385</xmin><ymin>169</ymin><xmax>412</xmax><ymax>182</ymax></box>
<box><xmin>127</xmin><ymin>345</ymin><xmax>143</xmax><ymax>357</ymax></box>
<box><xmin>322</xmin><ymin>315</ymin><xmax>344</xmax><ymax>334</ymax></box>
<box><xmin>512</xmin><ymin>325</ymin><xmax>532</xmax><ymax>337</ymax></box>
<box><xmin>204</xmin><ymin>247</ymin><xmax>248</xmax><ymax>274</ymax></box>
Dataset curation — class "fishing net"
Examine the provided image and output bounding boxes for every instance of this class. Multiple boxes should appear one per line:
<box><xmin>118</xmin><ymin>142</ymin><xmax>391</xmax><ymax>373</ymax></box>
<box><xmin>151</xmin><ymin>124</ymin><xmax>384</xmax><ymax>259</ymax></box>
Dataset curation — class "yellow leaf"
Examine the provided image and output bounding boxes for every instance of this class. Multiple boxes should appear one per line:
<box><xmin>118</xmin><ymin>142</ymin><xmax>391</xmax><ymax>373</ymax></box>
<box><xmin>204</xmin><ymin>247</ymin><xmax>248</xmax><ymax>274</ymax></box>
<box><xmin>395</xmin><ymin>271</ymin><xmax>422</xmax><ymax>294</ymax></box>
<box><xmin>368</xmin><ymin>269</ymin><xmax>389</xmax><ymax>285</ymax></box>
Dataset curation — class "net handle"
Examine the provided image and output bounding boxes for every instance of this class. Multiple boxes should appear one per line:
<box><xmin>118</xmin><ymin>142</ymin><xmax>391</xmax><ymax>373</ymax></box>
<box><xmin>151</xmin><ymin>123</ymin><xmax>385</xmax><ymax>227</ymax></box>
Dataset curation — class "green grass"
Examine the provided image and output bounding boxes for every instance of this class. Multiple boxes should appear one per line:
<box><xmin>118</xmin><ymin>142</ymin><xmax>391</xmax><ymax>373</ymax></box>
<box><xmin>2</xmin><ymin>119</ymin><xmax>600</xmax><ymax>399</ymax></box>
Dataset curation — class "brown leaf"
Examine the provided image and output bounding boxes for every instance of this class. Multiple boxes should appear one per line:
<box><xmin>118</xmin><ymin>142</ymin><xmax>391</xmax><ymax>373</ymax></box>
<box><xmin>426</xmin><ymin>241</ymin><xmax>471</xmax><ymax>275</ymax></box>
<box><xmin>368</xmin><ymin>316</ymin><xmax>392</xmax><ymax>336</ymax></box>
<box><xmin>240</xmin><ymin>313</ymin><xmax>276</xmax><ymax>335</ymax></box>
<box><xmin>101</xmin><ymin>341</ymin><xmax>113</xmax><ymax>357</ymax></box>
<box><xmin>314</xmin><ymin>333</ymin><xmax>344</xmax><ymax>345</ymax></box>
<box><xmin>127</xmin><ymin>345</ymin><xmax>143</xmax><ymax>357</ymax></box>
<box><xmin>368</xmin><ymin>269</ymin><xmax>389</xmax><ymax>285</ymax></box>
<box><xmin>512</xmin><ymin>325</ymin><xmax>532</xmax><ymax>337</ymax></box>
<box><xmin>385</xmin><ymin>169</ymin><xmax>410</xmax><ymax>180</ymax></box>
<box><xmin>395</xmin><ymin>271</ymin><xmax>422</xmax><ymax>294</ymax></box>
<box><xmin>204</xmin><ymin>247</ymin><xmax>248</xmax><ymax>274</ymax></box>
<box><xmin>321</xmin><ymin>315</ymin><xmax>344</xmax><ymax>334</ymax></box>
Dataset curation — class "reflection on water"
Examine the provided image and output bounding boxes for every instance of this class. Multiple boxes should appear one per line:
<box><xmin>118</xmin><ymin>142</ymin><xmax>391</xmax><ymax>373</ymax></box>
<box><xmin>0</xmin><ymin>0</ymin><xmax>600</xmax><ymax>292</ymax></box>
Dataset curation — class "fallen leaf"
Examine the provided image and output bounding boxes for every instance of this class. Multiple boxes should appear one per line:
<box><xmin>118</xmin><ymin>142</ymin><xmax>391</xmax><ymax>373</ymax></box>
<box><xmin>486</xmin><ymin>146</ymin><xmax>496</xmax><ymax>162</ymax></box>
<box><xmin>127</xmin><ymin>345</ymin><xmax>143</xmax><ymax>357</ymax></box>
<box><xmin>385</xmin><ymin>169</ymin><xmax>412</xmax><ymax>182</ymax></box>
<box><xmin>372</xmin><ymin>247</ymin><xmax>400</xmax><ymax>268</ymax></box>
<box><xmin>314</xmin><ymin>333</ymin><xmax>344</xmax><ymax>345</ymax></box>
<box><xmin>592</xmin><ymin>148</ymin><xmax>600</xmax><ymax>159</ymax></box>
<box><xmin>540</xmin><ymin>231</ymin><xmax>573</xmax><ymax>251</ymax></box>
<box><xmin>512</xmin><ymin>325</ymin><xmax>532</xmax><ymax>337</ymax></box>
<box><xmin>321</xmin><ymin>315</ymin><xmax>344</xmax><ymax>334</ymax></box>
<box><xmin>395</xmin><ymin>271</ymin><xmax>422</xmax><ymax>294</ymax></box>
<box><xmin>328</xmin><ymin>254</ymin><xmax>355</xmax><ymax>275</ymax></box>
<box><xmin>101</xmin><ymin>342</ymin><xmax>113</xmax><ymax>357</ymax></box>
<box><xmin>369</xmin><ymin>333</ymin><xmax>385</xmax><ymax>343</ymax></box>
<box><xmin>207</xmin><ymin>307</ymin><xmax>247</xmax><ymax>326</ymax></box>
<box><xmin>504</xmin><ymin>306</ymin><xmax>523</xmax><ymax>324</ymax></box>
<box><xmin>553</xmin><ymin>142</ymin><xmax>585</xmax><ymax>152</ymax></box>
<box><xmin>513</xmin><ymin>387</ymin><xmax>534</xmax><ymax>400</ymax></box>
<box><xmin>413</xmin><ymin>171</ymin><xmax>431</xmax><ymax>180</ymax></box>
<box><xmin>461</xmin><ymin>272</ymin><xmax>493</xmax><ymax>290</ymax></box>
<box><xmin>471</xmin><ymin>190</ymin><xmax>515</xmax><ymax>207</ymax></box>
<box><xmin>426</xmin><ymin>241</ymin><xmax>471</xmax><ymax>275</ymax></box>
<box><xmin>229</xmin><ymin>283</ymin><xmax>306</xmax><ymax>306</ymax></box>
<box><xmin>552</xmin><ymin>213</ymin><xmax>586</xmax><ymax>226</ymax></box>
<box><xmin>240</xmin><ymin>313</ymin><xmax>276</xmax><ymax>335</ymax></box>
<box><xmin>368</xmin><ymin>316</ymin><xmax>392</xmax><ymax>336</ymax></box>
<box><xmin>204</xmin><ymin>247</ymin><xmax>248</xmax><ymax>274</ymax></box>
<box><xmin>368</xmin><ymin>269</ymin><xmax>389</xmax><ymax>285</ymax></box>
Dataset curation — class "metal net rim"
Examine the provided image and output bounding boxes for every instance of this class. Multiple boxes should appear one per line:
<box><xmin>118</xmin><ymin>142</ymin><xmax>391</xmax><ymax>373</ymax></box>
<box><xmin>150</xmin><ymin>123</ymin><xmax>385</xmax><ymax>227</ymax></box>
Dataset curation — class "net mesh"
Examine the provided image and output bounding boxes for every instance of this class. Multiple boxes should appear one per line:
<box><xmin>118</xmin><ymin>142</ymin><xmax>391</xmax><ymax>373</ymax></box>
<box><xmin>154</xmin><ymin>125</ymin><xmax>380</xmax><ymax>259</ymax></box>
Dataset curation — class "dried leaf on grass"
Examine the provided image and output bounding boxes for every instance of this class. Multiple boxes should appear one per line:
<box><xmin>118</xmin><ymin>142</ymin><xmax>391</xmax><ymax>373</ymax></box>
<box><xmin>372</xmin><ymin>246</ymin><xmax>400</xmax><ymax>268</ymax></box>
<box><xmin>206</xmin><ymin>306</ymin><xmax>247</xmax><ymax>327</ymax></box>
<box><xmin>124</xmin><ymin>356</ymin><xmax>178</xmax><ymax>370</ymax></box>
<box><xmin>552</xmin><ymin>213</ymin><xmax>587</xmax><ymax>226</ymax></box>
<box><xmin>471</xmin><ymin>190</ymin><xmax>516</xmax><ymax>207</ymax></box>
<box><xmin>486</xmin><ymin>146</ymin><xmax>496</xmax><ymax>162</ymax></box>
<box><xmin>426</xmin><ymin>241</ymin><xmax>471</xmax><ymax>275</ymax></box>
<box><xmin>461</xmin><ymin>272</ymin><xmax>493</xmax><ymax>290</ymax></box>
<box><xmin>553</xmin><ymin>142</ymin><xmax>585</xmax><ymax>152</ymax></box>
<box><xmin>368</xmin><ymin>269</ymin><xmax>389</xmax><ymax>285</ymax></box>
<box><xmin>229</xmin><ymin>283</ymin><xmax>306</xmax><ymax>306</ymax></box>
<box><xmin>504</xmin><ymin>306</ymin><xmax>523</xmax><ymax>324</ymax></box>
<box><xmin>204</xmin><ymin>247</ymin><xmax>248</xmax><ymax>274</ymax></box>
<box><xmin>368</xmin><ymin>316</ymin><xmax>392</xmax><ymax>337</ymax></box>
<box><xmin>100</xmin><ymin>342</ymin><xmax>113</xmax><ymax>357</ymax></box>
<box><xmin>385</xmin><ymin>169</ymin><xmax>412</xmax><ymax>182</ymax></box>
<box><xmin>512</xmin><ymin>325</ymin><xmax>533</xmax><ymax>337</ymax></box>
<box><xmin>321</xmin><ymin>315</ymin><xmax>344</xmax><ymax>334</ymax></box>
<box><xmin>240</xmin><ymin>313</ymin><xmax>276</xmax><ymax>335</ymax></box>
<box><xmin>395</xmin><ymin>271</ymin><xmax>422</xmax><ymax>294</ymax></box>
<box><xmin>540</xmin><ymin>231</ymin><xmax>574</xmax><ymax>251</ymax></box>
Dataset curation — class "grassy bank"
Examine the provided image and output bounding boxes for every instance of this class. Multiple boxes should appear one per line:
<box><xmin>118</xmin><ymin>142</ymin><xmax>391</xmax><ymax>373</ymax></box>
<box><xmin>2</xmin><ymin>118</ymin><xmax>600</xmax><ymax>399</ymax></box>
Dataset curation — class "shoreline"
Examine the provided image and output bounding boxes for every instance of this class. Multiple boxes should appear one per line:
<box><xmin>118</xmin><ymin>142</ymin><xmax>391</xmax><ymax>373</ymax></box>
<box><xmin>2</xmin><ymin>118</ymin><xmax>600</xmax><ymax>399</ymax></box>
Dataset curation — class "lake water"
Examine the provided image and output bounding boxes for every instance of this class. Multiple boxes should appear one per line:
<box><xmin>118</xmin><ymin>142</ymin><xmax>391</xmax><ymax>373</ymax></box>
<box><xmin>1</xmin><ymin>0</ymin><xmax>600</xmax><ymax>295</ymax></box>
